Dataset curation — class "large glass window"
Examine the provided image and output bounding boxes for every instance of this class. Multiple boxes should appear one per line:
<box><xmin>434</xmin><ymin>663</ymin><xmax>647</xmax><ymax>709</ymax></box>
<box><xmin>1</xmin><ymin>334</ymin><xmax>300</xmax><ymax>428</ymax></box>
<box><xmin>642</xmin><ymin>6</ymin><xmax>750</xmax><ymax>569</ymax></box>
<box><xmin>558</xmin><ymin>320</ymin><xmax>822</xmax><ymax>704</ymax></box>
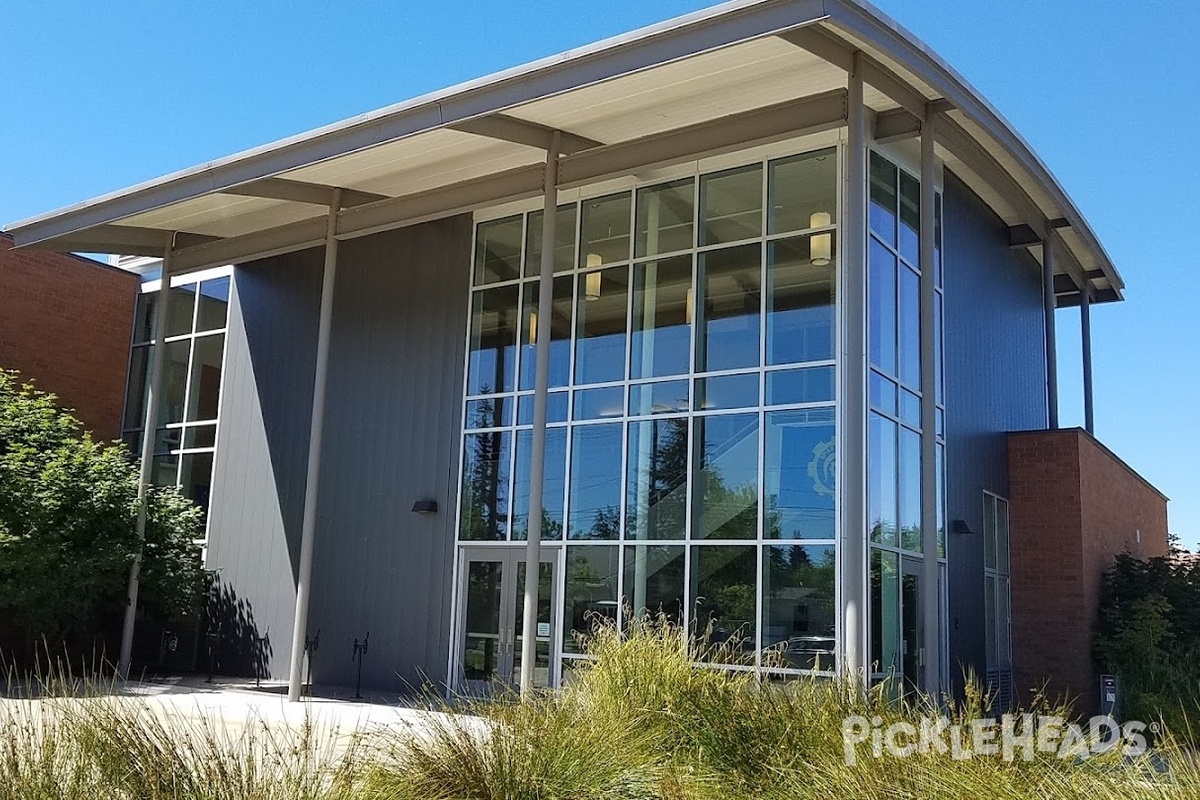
<box><xmin>121</xmin><ymin>270</ymin><xmax>231</xmax><ymax>538</ymax></box>
<box><xmin>458</xmin><ymin>145</ymin><xmax>840</xmax><ymax>675</ymax></box>
<box><xmin>984</xmin><ymin>493</ymin><xmax>1012</xmax><ymax>669</ymax></box>
<box><xmin>865</xmin><ymin>152</ymin><xmax>947</xmax><ymax>686</ymax></box>
<box><xmin>697</xmin><ymin>244</ymin><xmax>761</xmax><ymax>373</ymax></box>
<box><xmin>764</xmin><ymin>409</ymin><xmax>835</xmax><ymax>540</ymax></box>
<box><xmin>763</xmin><ymin>544</ymin><xmax>836</xmax><ymax>670</ymax></box>
<box><xmin>631</xmin><ymin>256</ymin><xmax>692</xmax><ymax>379</ymax></box>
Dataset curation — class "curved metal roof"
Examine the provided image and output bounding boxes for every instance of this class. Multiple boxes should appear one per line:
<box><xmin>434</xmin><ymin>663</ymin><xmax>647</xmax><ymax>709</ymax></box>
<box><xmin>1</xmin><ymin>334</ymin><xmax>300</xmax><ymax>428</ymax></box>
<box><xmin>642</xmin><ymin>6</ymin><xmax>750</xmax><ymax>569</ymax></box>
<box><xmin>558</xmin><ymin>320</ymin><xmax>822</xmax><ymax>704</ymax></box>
<box><xmin>4</xmin><ymin>0</ymin><xmax>1121</xmax><ymax>305</ymax></box>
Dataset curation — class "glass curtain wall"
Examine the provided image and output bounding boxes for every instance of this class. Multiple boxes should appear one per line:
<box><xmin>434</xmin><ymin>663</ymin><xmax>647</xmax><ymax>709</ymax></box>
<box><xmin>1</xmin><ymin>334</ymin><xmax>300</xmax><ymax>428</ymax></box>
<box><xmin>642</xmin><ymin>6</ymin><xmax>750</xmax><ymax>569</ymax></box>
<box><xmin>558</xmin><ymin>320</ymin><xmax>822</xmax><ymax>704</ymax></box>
<box><xmin>459</xmin><ymin>146</ymin><xmax>840</xmax><ymax>675</ymax></box>
<box><xmin>122</xmin><ymin>270</ymin><xmax>231</xmax><ymax>538</ymax></box>
<box><xmin>866</xmin><ymin>152</ymin><xmax>946</xmax><ymax>682</ymax></box>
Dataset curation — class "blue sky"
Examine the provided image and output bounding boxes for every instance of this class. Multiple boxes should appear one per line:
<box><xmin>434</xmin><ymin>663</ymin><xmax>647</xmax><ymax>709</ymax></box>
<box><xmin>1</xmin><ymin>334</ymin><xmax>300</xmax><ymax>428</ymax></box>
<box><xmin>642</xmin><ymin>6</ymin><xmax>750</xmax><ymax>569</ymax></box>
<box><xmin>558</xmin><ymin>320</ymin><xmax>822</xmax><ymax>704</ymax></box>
<box><xmin>2</xmin><ymin>1</ymin><xmax>1197</xmax><ymax>546</ymax></box>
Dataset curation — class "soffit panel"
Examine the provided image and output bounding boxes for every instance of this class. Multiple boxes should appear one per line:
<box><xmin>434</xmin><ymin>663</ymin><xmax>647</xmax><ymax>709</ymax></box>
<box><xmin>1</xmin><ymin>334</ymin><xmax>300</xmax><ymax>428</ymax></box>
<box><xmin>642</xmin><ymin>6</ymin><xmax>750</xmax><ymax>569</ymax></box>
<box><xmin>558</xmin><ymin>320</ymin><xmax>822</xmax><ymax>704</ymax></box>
<box><xmin>281</xmin><ymin>127</ymin><xmax>543</xmax><ymax>197</ymax></box>
<box><xmin>118</xmin><ymin>194</ymin><xmax>325</xmax><ymax>238</ymax></box>
<box><xmin>507</xmin><ymin>37</ymin><xmax>845</xmax><ymax>144</ymax></box>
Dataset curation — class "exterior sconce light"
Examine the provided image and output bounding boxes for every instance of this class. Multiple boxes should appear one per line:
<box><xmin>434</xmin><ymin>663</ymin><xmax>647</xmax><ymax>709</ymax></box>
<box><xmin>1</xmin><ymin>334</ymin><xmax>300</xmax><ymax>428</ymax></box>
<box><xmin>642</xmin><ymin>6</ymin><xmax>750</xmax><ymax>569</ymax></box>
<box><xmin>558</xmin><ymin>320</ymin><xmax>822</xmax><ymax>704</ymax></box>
<box><xmin>585</xmin><ymin>266</ymin><xmax>603</xmax><ymax>301</ymax></box>
<box><xmin>952</xmin><ymin>519</ymin><xmax>975</xmax><ymax>535</ymax></box>
<box><xmin>412</xmin><ymin>500</ymin><xmax>439</xmax><ymax>514</ymax></box>
<box><xmin>810</xmin><ymin>211</ymin><xmax>832</xmax><ymax>266</ymax></box>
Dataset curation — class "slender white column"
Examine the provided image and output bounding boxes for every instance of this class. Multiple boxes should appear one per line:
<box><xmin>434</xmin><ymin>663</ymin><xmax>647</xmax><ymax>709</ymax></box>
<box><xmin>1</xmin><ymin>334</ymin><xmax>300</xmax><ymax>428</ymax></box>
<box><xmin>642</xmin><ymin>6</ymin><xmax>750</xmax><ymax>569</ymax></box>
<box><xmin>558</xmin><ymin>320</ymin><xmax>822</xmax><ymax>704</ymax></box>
<box><xmin>118</xmin><ymin>237</ymin><xmax>176</xmax><ymax>679</ymax></box>
<box><xmin>839</xmin><ymin>53</ymin><xmax>869</xmax><ymax>682</ymax></box>
<box><xmin>520</xmin><ymin>133</ymin><xmax>560</xmax><ymax>697</ymax></box>
<box><xmin>1080</xmin><ymin>285</ymin><xmax>1094</xmax><ymax>434</ymax></box>
<box><xmin>287</xmin><ymin>188</ymin><xmax>343</xmax><ymax>702</ymax></box>
<box><xmin>918</xmin><ymin>108</ymin><xmax>941</xmax><ymax>696</ymax></box>
<box><xmin>632</xmin><ymin>193</ymin><xmax>661</xmax><ymax>616</ymax></box>
<box><xmin>1042</xmin><ymin>236</ymin><xmax>1059</xmax><ymax>429</ymax></box>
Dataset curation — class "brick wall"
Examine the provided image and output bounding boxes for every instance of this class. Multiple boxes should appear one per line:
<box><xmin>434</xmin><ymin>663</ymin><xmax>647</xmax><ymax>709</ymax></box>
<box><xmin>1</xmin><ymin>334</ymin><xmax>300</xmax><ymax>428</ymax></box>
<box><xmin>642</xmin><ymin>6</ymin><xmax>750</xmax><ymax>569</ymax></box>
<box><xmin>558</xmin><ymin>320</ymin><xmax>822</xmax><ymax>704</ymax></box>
<box><xmin>0</xmin><ymin>233</ymin><xmax>137</xmax><ymax>441</ymax></box>
<box><xmin>1008</xmin><ymin>428</ymin><xmax>1168</xmax><ymax>715</ymax></box>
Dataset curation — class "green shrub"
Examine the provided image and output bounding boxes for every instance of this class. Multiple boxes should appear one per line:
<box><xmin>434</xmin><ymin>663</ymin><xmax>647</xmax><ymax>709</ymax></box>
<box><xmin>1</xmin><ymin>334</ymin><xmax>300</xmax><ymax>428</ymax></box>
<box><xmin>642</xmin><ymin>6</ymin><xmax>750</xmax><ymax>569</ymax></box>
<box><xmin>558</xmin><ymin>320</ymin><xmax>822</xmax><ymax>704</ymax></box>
<box><xmin>0</xmin><ymin>370</ymin><xmax>205</xmax><ymax>663</ymax></box>
<box><xmin>1095</xmin><ymin>552</ymin><xmax>1200</xmax><ymax>743</ymax></box>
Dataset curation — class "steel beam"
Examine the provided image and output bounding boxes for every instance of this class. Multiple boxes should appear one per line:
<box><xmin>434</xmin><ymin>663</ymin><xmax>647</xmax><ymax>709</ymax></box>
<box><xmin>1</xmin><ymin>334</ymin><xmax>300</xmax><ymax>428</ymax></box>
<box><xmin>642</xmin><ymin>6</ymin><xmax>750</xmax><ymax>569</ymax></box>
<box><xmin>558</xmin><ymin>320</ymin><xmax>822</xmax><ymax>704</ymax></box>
<box><xmin>778</xmin><ymin>27</ymin><xmax>939</xmax><ymax>118</ymax></box>
<box><xmin>171</xmin><ymin>217</ymin><xmax>330</xmax><ymax>273</ymax></box>
<box><xmin>25</xmin><ymin>224</ymin><xmax>220</xmax><ymax>258</ymax></box>
<box><xmin>1081</xmin><ymin>284</ymin><xmax>1094</xmax><ymax>434</ymax></box>
<box><xmin>287</xmin><ymin>189</ymin><xmax>343</xmax><ymax>702</ymax></box>
<box><xmin>558</xmin><ymin>88</ymin><xmax>848</xmax><ymax>187</ymax></box>
<box><xmin>918</xmin><ymin>108</ymin><xmax>941</xmax><ymax>696</ymax></box>
<box><xmin>1042</xmin><ymin>235</ymin><xmax>1059</xmax><ymax>429</ymax></box>
<box><xmin>519</xmin><ymin>133</ymin><xmax>561</xmax><ymax>697</ymax></box>
<box><xmin>223</xmin><ymin>177</ymin><xmax>386</xmax><ymax>207</ymax></box>
<box><xmin>840</xmin><ymin>53</ymin><xmax>868</xmax><ymax>682</ymax></box>
<box><xmin>117</xmin><ymin>236</ymin><xmax>176</xmax><ymax>679</ymax></box>
<box><xmin>874</xmin><ymin>108</ymin><xmax>921</xmax><ymax>144</ymax></box>
<box><xmin>450</xmin><ymin>114</ymin><xmax>601</xmax><ymax>154</ymax></box>
<box><xmin>338</xmin><ymin>164</ymin><xmax>546</xmax><ymax>241</ymax></box>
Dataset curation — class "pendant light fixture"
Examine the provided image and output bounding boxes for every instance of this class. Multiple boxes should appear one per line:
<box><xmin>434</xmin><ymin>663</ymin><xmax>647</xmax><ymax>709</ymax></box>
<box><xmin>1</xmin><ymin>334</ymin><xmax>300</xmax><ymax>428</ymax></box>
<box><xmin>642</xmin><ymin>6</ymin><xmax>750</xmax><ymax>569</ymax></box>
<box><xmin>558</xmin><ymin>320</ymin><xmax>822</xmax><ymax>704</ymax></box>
<box><xmin>810</xmin><ymin>211</ymin><xmax>832</xmax><ymax>266</ymax></box>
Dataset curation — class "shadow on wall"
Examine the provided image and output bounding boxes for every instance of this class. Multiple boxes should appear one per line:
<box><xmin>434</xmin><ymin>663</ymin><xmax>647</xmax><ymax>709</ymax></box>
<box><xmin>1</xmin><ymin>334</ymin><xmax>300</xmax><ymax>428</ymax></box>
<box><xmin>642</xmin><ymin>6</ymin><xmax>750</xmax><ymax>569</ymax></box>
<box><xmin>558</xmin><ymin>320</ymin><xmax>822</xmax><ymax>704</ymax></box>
<box><xmin>201</xmin><ymin>578</ymin><xmax>273</xmax><ymax>680</ymax></box>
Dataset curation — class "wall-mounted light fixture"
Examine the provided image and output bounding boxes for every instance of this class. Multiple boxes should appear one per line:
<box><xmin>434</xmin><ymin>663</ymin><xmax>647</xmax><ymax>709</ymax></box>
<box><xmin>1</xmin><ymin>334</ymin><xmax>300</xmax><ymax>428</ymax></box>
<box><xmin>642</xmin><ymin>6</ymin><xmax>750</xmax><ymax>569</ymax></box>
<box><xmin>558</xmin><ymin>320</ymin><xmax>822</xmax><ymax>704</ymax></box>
<box><xmin>952</xmin><ymin>519</ymin><xmax>975</xmax><ymax>535</ymax></box>
<box><xmin>685</xmin><ymin>286</ymin><xmax>694</xmax><ymax>323</ymax></box>
<box><xmin>528</xmin><ymin>310</ymin><xmax>538</xmax><ymax>345</ymax></box>
<box><xmin>810</xmin><ymin>211</ymin><xmax>832</xmax><ymax>266</ymax></box>
<box><xmin>412</xmin><ymin>500</ymin><xmax>439</xmax><ymax>515</ymax></box>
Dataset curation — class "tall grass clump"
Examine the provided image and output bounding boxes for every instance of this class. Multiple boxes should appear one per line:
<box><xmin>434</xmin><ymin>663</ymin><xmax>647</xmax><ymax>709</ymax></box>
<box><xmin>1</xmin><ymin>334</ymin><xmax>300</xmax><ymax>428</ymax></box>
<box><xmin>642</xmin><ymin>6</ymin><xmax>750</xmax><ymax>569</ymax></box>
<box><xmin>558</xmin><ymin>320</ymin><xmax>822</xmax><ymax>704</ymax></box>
<box><xmin>0</xmin><ymin>658</ymin><xmax>364</xmax><ymax>800</ymax></box>
<box><xmin>367</xmin><ymin>614</ymin><xmax>1200</xmax><ymax>800</ymax></box>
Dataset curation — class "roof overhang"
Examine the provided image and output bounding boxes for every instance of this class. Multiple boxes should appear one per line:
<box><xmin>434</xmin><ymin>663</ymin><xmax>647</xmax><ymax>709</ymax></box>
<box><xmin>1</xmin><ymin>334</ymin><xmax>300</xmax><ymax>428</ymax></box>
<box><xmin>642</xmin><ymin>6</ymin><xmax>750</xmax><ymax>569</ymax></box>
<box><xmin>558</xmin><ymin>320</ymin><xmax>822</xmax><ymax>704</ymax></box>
<box><xmin>4</xmin><ymin>0</ymin><xmax>1122</xmax><ymax>306</ymax></box>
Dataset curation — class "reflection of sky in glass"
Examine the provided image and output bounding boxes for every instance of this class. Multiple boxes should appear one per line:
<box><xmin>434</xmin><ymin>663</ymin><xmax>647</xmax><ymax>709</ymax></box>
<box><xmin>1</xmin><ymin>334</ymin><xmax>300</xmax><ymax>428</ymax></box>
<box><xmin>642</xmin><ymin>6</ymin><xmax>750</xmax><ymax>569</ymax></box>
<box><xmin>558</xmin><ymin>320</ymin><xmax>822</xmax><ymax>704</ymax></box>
<box><xmin>695</xmin><ymin>413</ymin><xmax>759</xmax><ymax>539</ymax></box>
<box><xmin>765</xmin><ymin>409</ymin><xmax>835</xmax><ymax>539</ymax></box>
<box><xmin>568</xmin><ymin>423</ymin><xmax>622</xmax><ymax>539</ymax></box>
<box><xmin>512</xmin><ymin>427</ymin><xmax>567</xmax><ymax>541</ymax></box>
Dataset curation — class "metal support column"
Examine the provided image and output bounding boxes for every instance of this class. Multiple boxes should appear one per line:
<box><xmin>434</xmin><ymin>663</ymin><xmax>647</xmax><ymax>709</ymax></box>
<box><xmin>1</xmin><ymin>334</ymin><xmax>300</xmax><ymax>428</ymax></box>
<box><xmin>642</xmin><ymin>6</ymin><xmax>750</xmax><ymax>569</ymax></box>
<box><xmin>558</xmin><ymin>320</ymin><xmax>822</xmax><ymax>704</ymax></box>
<box><xmin>287</xmin><ymin>188</ymin><xmax>343</xmax><ymax>702</ymax></box>
<box><xmin>118</xmin><ymin>235</ymin><xmax>177</xmax><ymax>679</ymax></box>
<box><xmin>1080</xmin><ymin>284</ymin><xmax>1094</xmax><ymax>434</ymax></box>
<box><xmin>918</xmin><ymin>108</ymin><xmax>941</xmax><ymax>696</ymax></box>
<box><xmin>520</xmin><ymin>132</ymin><xmax>561</xmax><ymax>697</ymax></box>
<box><xmin>1041</xmin><ymin>236</ymin><xmax>1059</xmax><ymax>429</ymax></box>
<box><xmin>840</xmin><ymin>53</ymin><xmax>869</xmax><ymax>682</ymax></box>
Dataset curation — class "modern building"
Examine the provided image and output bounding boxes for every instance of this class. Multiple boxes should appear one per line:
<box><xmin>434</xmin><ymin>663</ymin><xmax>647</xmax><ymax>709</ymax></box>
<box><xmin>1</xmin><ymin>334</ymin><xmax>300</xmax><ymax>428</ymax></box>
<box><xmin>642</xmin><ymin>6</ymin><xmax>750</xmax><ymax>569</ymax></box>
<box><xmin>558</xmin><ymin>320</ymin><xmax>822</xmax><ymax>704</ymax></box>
<box><xmin>4</xmin><ymin>0</ymin><xmax>1167</xmax><ymax>706</ymax></box>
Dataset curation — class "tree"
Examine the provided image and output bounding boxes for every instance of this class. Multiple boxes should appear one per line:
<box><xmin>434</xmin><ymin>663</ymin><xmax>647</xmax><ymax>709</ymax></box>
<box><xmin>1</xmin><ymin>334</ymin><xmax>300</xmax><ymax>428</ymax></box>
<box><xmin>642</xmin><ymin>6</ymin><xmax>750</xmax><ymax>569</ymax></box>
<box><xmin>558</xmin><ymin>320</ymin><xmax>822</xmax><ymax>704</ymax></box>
<box><xmin>0</xmin><ymin>371</ymin><xmax>204</xmax><ymax>659</ymax></box>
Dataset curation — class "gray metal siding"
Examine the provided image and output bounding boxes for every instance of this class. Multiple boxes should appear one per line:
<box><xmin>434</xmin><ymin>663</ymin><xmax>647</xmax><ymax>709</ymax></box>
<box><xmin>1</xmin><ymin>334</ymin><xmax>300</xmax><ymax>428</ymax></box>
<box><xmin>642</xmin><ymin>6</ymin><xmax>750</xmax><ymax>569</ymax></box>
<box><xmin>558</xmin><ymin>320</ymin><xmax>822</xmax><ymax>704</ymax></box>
<box><xmin>941</xmin><ymin>170</ymin><xmax>1047</xmax><ymax>691</ymax></box>
<box><xmin>206</xmin><ymin>247</ymin><xmax>323</xmax><ymax>680</ymax></box>
<box><xmin>307</xmin><ymin>217</ymin><xmax>471</xmax><ymax>694</ymax></box>
<box><xmin>205</xmin><ymin>216</ymin><xmax>471</xmax><ymax>693</ymax></box>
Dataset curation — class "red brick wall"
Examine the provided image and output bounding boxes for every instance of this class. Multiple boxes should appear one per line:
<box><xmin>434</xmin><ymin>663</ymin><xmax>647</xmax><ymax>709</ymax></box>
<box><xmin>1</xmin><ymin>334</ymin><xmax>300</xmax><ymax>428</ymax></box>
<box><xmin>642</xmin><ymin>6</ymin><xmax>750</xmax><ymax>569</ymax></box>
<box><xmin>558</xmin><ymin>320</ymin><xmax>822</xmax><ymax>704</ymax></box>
<box><xmin>1007</xmin><ymin>429</ymin><xmax>1168</xmax><ymax>715</ymax></box>
<box><xmin>0</xmin><ymin>234</ymin><xmax>137</xmax><ymax>441</ymax></box>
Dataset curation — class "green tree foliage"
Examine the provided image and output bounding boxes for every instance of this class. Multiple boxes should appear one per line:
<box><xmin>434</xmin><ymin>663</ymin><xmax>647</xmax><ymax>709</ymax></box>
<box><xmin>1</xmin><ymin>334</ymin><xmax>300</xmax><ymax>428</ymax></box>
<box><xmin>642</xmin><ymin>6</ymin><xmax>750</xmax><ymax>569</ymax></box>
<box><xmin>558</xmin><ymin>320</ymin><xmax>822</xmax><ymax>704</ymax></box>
<box><xmin>0</xmin><ymin>371</ymin><xmax>204</xmax><ymax>652</ymax></box>
<box><xmin>1095</xmin><ymin>551</ymin><xmax>1200</xmax><ymax>742</ymax></box>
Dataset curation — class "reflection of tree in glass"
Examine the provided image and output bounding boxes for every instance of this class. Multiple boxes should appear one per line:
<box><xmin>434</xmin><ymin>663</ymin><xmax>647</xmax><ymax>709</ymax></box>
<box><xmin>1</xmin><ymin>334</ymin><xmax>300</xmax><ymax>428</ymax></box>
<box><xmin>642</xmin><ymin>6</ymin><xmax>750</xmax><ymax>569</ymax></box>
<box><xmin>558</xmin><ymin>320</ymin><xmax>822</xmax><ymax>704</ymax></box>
<box><xmin>695</xmin><ymin>417</ymin><xmax>759</xmax><ymax>540</ymax></box>
<box><xmin>630</xmin><ymin>417</ymin><xmax>689</xmax><ymax>539</ymax></box>
<box><xmin>461</xmin><ymin>396</ymin><xmax>506</xmax><ymax>541</ymax></box>
<box><xmin>565</xmin><ymin>550</ymin><xmax>618</xmax><ymax>651</ymax></box>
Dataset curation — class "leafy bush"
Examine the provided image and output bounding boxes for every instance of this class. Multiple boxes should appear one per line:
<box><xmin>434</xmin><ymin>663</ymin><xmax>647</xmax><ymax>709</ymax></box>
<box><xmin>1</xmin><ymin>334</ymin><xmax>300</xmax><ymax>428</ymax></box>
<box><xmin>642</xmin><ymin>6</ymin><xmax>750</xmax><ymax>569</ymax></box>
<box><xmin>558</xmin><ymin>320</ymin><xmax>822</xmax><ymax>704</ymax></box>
<box><xmin>0</xmin><ymin>370</ymin><xmax>204</xmax><ymax>663</ymax></box>
<box><xmin>1095</xmin><ymin>551</ymin><xmax>1200</xmax><ymax>744</ymax></box>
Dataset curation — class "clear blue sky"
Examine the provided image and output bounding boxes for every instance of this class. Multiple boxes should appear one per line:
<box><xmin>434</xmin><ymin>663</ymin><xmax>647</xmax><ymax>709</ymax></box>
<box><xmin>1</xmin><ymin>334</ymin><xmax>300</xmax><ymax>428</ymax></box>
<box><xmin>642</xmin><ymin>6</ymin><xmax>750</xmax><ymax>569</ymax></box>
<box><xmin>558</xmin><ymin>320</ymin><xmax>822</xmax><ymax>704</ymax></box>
<box><xmin>2</xmin><ymin>1</ymin><xmax>1196</xmax><ymax>546</ymax></box>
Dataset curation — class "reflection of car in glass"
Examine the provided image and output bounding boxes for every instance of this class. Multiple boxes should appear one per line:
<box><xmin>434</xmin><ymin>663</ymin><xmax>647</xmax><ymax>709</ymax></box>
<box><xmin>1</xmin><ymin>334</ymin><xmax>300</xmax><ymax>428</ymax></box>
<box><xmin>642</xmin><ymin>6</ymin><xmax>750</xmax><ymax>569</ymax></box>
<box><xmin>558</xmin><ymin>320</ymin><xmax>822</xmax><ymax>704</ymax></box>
<box><xmin>572</xmin><ymin>599</ymin><xmax>618</xmax><ymax>639</ymax></box>
<box><xmin>783</xmin><ymin>634</ymin><xmax>836</xmax><ymax>670</ymax></box>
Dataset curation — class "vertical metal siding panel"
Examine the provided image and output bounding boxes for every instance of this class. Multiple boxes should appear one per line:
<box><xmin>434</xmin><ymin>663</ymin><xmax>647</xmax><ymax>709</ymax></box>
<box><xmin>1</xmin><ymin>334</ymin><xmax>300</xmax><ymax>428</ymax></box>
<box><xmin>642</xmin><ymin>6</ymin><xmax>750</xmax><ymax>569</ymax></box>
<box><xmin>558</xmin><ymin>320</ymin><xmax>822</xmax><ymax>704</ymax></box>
<box><xmin>941</xmin><ymin>171</ymin><xmax>1047</xmax><ymax>693</ymax></box>
<box><xmin>205</xmin><ymin>250</ymin><xmax>324</xmax><ymax>679</ymax></box>
<box><xmin>303</xmin><ymin>216</ymin><xmax>471</xmax><ymax>693</ymax></box>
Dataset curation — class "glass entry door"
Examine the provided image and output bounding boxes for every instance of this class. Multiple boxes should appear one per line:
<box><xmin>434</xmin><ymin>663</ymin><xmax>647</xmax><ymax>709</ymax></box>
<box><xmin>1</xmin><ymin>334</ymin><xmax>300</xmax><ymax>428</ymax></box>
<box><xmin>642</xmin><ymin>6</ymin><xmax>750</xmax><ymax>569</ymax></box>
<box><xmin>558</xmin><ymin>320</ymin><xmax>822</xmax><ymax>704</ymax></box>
<box><xmin>457</xmin><ymin>547</ymin><xmax>558</xmax><ymax>695</ymax></box>
<box><xmin>900</xmin><ymin>556</ymin><xmax>924</xmax><ymax>694</ymax></box>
